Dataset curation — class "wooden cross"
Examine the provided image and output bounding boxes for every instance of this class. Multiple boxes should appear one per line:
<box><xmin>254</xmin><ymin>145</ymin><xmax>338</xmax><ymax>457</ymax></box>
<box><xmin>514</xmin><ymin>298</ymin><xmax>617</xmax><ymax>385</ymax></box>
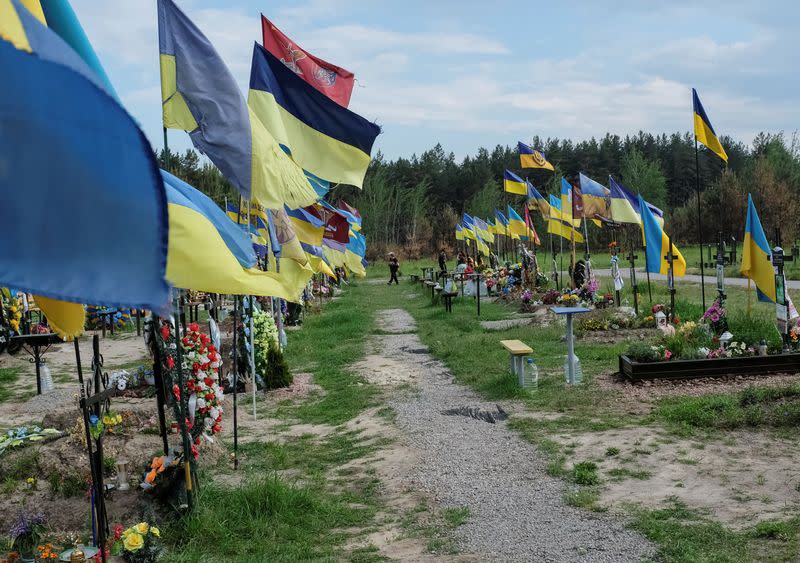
<box><xmin>664</xmin><ymin>239</ymin><xmax>679</xmax><ymax>320</ymax></box>
<box><xmin>626</xmin><ymin>250</ymin><xmax>639</xmax><ymax>316</ymax></box>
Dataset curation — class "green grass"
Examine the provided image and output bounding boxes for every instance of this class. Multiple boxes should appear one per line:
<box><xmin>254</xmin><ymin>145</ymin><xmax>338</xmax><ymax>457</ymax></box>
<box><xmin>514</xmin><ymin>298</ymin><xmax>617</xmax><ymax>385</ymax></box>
<box><xmin>280</xmin><ymin>281</ymin><xmax>378</xmax><ymax>425</ymax></box>
<box><xmin>165</xmin><ymin>476</ymin><xmax>376</xmax><ymax>562</ymax></box>
<box><xmin>572</xmin><ymin>461</ymin><xmax>599</xmax><ymax>485</ymax></box>
<box><xmin>442</xmin><ymin>506</ymin><xmax>470</xmax><ymax>528</ymax></box>
<box><xmin>633</xmin><ymin>500</ymin><xmax>800</xmax><ymax>562</ymax></box>
<box><xmin>0</xmin><ymin>367</ymin><xmax>20</xmax><ymax>402</ymax></box>
<box><xmin>654</xmin><ymin>385</ymin><xmax>800</xmax><ymax>434</ymax></box>
<box><xmin>564</xmin><ymin>488</ymin><xmax>605</xmax><ymax>512</ymax></box>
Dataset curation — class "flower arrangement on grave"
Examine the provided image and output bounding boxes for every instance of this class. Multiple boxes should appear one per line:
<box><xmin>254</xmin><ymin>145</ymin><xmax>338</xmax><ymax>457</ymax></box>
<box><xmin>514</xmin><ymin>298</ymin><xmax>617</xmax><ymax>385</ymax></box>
<box><xmin>789</xmin><ymin>322</ymin><xmax>800</xmax><ymax>350</ymax></box>
<box><xmin>99</xmin><ymin>410</ymin><xmax>123</xmax><ymax>436</ymax></box>
<box><xmin>2</xmin><ymin>294</ymin><xmax>23</xmax><ymax>335</ymax></box>
<box><xmin>141</xmin><ymin>451</ymin><xmax>183</xmax><ymax>491</ymax></box>
<box><xmin>7</xmin><ymin>511</ymin><xmax>46</xmax><ymax>560</ymax></box>
<box><xmin>0</xmin><ymin>426</ymin><xmax>61</xmax><ymax>456</ymax></box>
<box><xmin>521</xmin><ymin>290</ymin><xmax>533</xmax><ymax>304</ymax></box>
<box><xmin>541</xmin><ymin>289</ymin><xmax>561</xmax><ymax>305</ymax></box>
<box><xmin>109</xmin><ymin>522</ymin><xmax>162</xmax><ymax>563</ymax></box>
<box><xmin>534</xmin><ymin>271</ymin><xmax>550</xmax><ymax>289</ymax></box>
<box><xmin>35</xmin><ymin>543</ymin><xmax>58</xmax><ymax>560</ymax></box>
<box><xmin>181</xmin><ymin>322</ymin><xmax>224</xmax><ymax>441</ymax></box>
<box><xmin>702</xmin><ymin>298</ymin><xmax>728</xmax><ymax>335</ymax></box>
<box><xmin>704</xmin><ymin>341</ymin><xmax>755</xmax><ymax>359</ymax></box>
<box><xmin>559</xmin><ymin>294</ymin><xmax>579</xmax><ymax>307</ymax></box>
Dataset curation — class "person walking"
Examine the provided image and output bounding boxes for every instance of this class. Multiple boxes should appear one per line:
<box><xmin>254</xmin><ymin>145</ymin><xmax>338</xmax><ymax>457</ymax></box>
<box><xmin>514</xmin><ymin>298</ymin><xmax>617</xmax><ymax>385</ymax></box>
<box><xmin>388</xmin><ymin>252</ymin><xmax>400</xmax><ymax>285</ymax></box>
<box><xmin>438</xmin><ymin>249</ymin><xmax>447</xmax><ymax>274</ymax></box>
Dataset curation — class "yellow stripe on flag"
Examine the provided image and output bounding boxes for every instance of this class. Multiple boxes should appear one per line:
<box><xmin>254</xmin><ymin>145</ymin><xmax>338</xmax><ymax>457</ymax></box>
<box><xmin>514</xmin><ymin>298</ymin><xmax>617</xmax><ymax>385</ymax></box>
<box><xmin>34</xmin><ymin>295</ymin><xmax>84</xmax><ymax>341</ymax></box>
<box><xmin>166</xmin><ymin>203</ymin><xmax>310</xmax><ymax>301</ymax></box>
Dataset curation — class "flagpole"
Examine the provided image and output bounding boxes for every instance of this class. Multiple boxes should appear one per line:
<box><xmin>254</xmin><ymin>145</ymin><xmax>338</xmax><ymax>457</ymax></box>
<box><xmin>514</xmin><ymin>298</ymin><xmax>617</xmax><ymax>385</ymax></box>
<box><xmin>695</xmin><ymin>138</ymin><xmax>707</xmax><ymax>311</ymax></box>
<box><xmin>582</xmin><ymin>218</ymin><xmax>591</xmax><ymax>280</ymax></box>
<box><xmin>559</xmin><ymin>233</ymin><xmax>564</xmax><ymax>290</ymax></box>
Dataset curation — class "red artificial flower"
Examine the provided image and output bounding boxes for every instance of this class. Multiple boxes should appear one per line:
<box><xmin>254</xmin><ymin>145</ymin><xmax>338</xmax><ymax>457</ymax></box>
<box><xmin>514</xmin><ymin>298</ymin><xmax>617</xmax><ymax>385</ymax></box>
<box><xmin>172</xmin><ymin>384</ymin><xmax>181</xmax><ymax>401</ymax></box>
<box><xmin>189</xmin><ymin>322</ymin><xmax>200</xmax><ymax>332</ymax></box>
<box><xmin>113</xmin><ymin>524</ymin><xmax>123</xmax><ymax>540</ymax></box>
<box><xmin>194</xmin><ymin>437</ymin><xmax>201</xmax><ymax>445</ymax></box>
<box><xmin>192</xmin><ymin>362</ymin><xmax>200</xmax><ymax>372</ymax></box>
<box><xmin>204</xmin><ymin>377</ymin><xmax>214</xmax><ymax>386</ymax></box>
<box><xmin>205</xmin><ymin>392</ymin><xmax>214</xmax><ymax>401</ymax></box>
<box><xmin>182</xmin><ymin>337</ymin><xmax>190</xmax><ymax>346</ymax></box>
<box><xmin>212</xmin><ymin>424</ymin><xmax>221</xmax><ymax>433</ymax></box>
<box><xmin>161</xmin><ymin>324</ymin><xmax>170</xmax><ymax>340</ymax></box>
<box><xmin>185</xmin><ymin>418</ymin><xmax>193</xmax><ymax>430</ymax></box>
<box><xmin>191</xmin><ymin>444</ymin><xmax>199</xmax><ymax>460</ymax></box>
<box><xmin>166</xmin><ymin>356</ymin><xmax>175</xmax><ymax>369</ymax></box>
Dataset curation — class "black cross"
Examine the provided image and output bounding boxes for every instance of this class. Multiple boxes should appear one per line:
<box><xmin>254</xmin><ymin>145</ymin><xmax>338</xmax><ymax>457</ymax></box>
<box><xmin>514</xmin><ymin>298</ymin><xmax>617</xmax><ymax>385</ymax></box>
<box><xmin>626</xmin><ymin>250</ymin><xmax>639</xmax><ymax>316</ymax></box>
<box><xmin>664</xmin><ymin>239</ymin><xmax>679</xmax><ymax>320</ymax></box>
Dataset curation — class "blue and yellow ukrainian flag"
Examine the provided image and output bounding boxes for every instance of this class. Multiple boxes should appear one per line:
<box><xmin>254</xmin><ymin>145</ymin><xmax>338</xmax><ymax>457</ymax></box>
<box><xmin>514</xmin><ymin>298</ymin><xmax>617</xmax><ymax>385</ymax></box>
<box><xmin>639</xmin><ymin>194</ymin><xmax>685</xmax><ymax>277</ymax></box>
<box><xmin>504</xmin><ymin>170</ymin><xmax>527</xmax><ymax>196</ymax></box>
<box><xmin>560</xmin><ymin>178</ymin><xmax>581</xmax><ymax>227</ymax></box>
<box><xmin>578</xmin><ymin>173</ymin><xmax>610</xmax><ymax>221</ymax></box>
<box><xmin>526</xmin><ymin>181</ymin><xmax>550</xmax><ymax>220</ymax></box>
<box><xmin>507</xmin><ymin>205</ymin><xmax>527</xmax><ymax>238</ymax></box>
<box><xmin>163</xmin><ymin>170</ymin><xmax>310</xmax><ymax>300</ymax></box>
<box><xmin>345</xmin><ymin>230</ymin><xmax>367</xmax><ymax>277</ymax></box>
<box><xmin>495</xmin><ymin>209</ymin><xmax>509</xmax><ymax>235</ymax></box>
<box><xmin>693</xmin><ymin>88</ymin><xmax>728</xmax><ymax>162</ymax></box>
<box><xmin>742</xmin><ymin>194</ymin><xmax>775</xmax><ymax>302</ymax></box>
<box><xmin>547</xmin><ymin>195</ymin><xmax>584</xmax><ymax>243</ymax></box>
<box><xmin>1</xmin><ymin>0</ymin><xmax>170</xmax><ymax>313</ymax></box>
<box><xmin>462</xmin><ymin>222</ymin><xmax>477</xmax><ymax>241</ymax></box>
<box><xmin>472</xmin><ymin>216</ymin><xmax>493</xmax><ymax>243</ymax></box>
<box><xmin>455</xmin><ymin>224</ymin><xmax>465</xmax><ymax>241</ymax></box>
<box><xmin>518</xmin><ymin>141</ymin><xmax>554</xmax><ymax>171</ymax></box>
<box><xmin>157</xmin><ymin>0</ymin><xmax>318</xmax><ymax>209</ymax></box>
<box><xmin>248</xmin><ymin>42</ymin><xmax>380</xmax><ymax>188</ymax></box>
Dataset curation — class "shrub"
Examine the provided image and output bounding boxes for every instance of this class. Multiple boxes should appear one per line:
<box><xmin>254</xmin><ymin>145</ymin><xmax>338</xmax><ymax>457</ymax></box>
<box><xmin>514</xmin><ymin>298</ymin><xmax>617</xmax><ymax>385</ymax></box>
<box><xmin>727</xmin><ymin>311</ymin><xmax>782</xmax><ymax>349</ymax></box>
<box><xmin>625</xmin><ymin>342</ymin><xmax>661</xmax><ymax>363</ymax></box>
<box><xmin>264</xmin><ymin>345</ymin><xmax>293</xmax><ymax>390</ymax></box>
<box><xmin>572</xmin><ymin>461</ymin><xmax>599</xmax><ymax>485</ymax></box>
<box><xmin>605</xmin><ymin>447</ymin><xmax>620</xmax><ymax>457</ymax></box>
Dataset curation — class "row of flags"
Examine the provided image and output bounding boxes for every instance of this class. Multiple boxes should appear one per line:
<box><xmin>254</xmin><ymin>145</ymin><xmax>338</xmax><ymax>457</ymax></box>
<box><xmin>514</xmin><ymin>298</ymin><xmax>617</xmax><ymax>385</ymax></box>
<box><xmin>0</xmin><ymin>0</ymin><xmax>373</xmax><ymax>339</ymax></box>
<box><xmin>157</xmin><ymin>0</ymin><xmax>373</xmax><ymax>284</ymax></box>
<box><xmin>459</xmin><ymin>89</ymin><xmax>734</xmax><ymax>283</ymax></box>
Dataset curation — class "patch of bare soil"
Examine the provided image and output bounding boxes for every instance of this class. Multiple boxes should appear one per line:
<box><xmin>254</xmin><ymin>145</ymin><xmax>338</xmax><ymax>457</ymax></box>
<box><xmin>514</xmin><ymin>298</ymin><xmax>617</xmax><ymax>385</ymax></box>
<box><xmin>0</xmin><ymin>396</ymin><xmax>182</xmax><ymax>533</ymax></box>
<box><xmin>0</xmin><ymin>331</ymin><xmax>150</xmax><ymax>424</ymax></box>
<box><xmin>554</xmin><ymin>426</ymin><xmax>800</xmax><ymax>527</ymax></box>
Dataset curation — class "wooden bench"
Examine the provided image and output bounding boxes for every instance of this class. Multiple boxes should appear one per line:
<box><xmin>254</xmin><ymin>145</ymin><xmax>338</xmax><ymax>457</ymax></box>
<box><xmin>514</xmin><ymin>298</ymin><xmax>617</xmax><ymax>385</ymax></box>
<box><xmin>501</xmin><ymin>339</ymin><xmax>533</xmax><ymax>379</ymax></box>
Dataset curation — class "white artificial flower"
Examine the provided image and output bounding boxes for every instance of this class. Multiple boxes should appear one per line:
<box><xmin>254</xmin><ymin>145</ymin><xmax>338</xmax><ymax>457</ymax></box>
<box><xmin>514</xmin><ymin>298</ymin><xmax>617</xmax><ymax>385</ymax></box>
<box><xmin>196</xmin><ymin>398</ymin><xmax>206</xmax><ymax>409</ymax></box>
<box><xmin>210</xmin><ymin>407</ymin><xmax>219</xmax><ymax>420</ymax></box>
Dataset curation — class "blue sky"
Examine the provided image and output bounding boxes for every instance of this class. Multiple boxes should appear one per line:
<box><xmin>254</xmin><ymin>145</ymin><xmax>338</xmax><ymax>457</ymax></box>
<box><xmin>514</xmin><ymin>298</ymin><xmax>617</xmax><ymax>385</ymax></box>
<box><xmin>72</xmin><ymin>0</ymin><xmax>799</xmax><ymax>161</ymax></box>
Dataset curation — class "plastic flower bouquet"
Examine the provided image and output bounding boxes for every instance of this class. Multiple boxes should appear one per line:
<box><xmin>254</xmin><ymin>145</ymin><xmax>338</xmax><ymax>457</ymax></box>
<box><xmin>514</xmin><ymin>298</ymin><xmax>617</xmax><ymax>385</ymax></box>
<box><xmin>702</xmin><ymin>298</ymin><xmax>728</xmax><ymax>335</ymax></box>
<box><xmin>8</xmin><ymin>512</ymin><xmax>46</xmax><ymax>560</ymax></box>
<box><xmin>110</xmin><ymin>522</ymin><xmax>162</xmax><ymax>563</ymax></box>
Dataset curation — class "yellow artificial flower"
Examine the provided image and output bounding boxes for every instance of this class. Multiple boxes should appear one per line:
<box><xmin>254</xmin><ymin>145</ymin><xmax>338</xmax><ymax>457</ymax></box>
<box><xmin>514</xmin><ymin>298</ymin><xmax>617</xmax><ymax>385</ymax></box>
<box><xmin>150</xmin><ymin>527</ymin><xmax>160</xmax><ymax>537</ymax></box>
<box><xmin>134</xmin><ymin>522</ymin><xmax>149</xmax><ymax>535</ymax></box>
<box><xmin>123</xmin><ymin>532</ymin><xmax>144</xmax><ymax>552</ymax></box>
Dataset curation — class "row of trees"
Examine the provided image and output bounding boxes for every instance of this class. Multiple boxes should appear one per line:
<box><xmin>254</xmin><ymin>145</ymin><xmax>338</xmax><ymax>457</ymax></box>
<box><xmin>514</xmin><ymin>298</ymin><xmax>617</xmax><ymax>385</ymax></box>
<box><xmin>157</xmin><ymin>132</ymin><xmax>800</xmax><ymax>261</ymax></box>
<box><xmin>347</xmin><ymin>131</ymin><xmax>800</xmax><ymax>259</ymax></box>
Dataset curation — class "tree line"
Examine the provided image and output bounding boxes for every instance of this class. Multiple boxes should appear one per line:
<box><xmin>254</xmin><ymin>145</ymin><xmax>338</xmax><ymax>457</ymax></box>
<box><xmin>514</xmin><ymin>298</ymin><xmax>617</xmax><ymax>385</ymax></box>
<box><xmin>158</xmin><ymin>131</ymin><xmax>800</xmax><ymax>261</ymax></box>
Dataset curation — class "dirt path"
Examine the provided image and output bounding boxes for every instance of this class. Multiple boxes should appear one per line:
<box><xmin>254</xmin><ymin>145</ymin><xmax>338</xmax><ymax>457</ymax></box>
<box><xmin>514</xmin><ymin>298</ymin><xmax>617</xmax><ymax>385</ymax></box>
<box><xmin>360</xmin><ymin>309</ymin><xmax>655</xmax><ymax>562</ymax></box>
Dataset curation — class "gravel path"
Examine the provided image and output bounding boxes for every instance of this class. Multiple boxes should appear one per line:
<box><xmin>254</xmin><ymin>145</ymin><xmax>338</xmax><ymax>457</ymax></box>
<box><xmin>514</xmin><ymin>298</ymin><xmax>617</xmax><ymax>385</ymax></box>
<box><xmin>377</xmin><ymin>308</ymin><xmax>655</xmax><ymax>562</ymax></box>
